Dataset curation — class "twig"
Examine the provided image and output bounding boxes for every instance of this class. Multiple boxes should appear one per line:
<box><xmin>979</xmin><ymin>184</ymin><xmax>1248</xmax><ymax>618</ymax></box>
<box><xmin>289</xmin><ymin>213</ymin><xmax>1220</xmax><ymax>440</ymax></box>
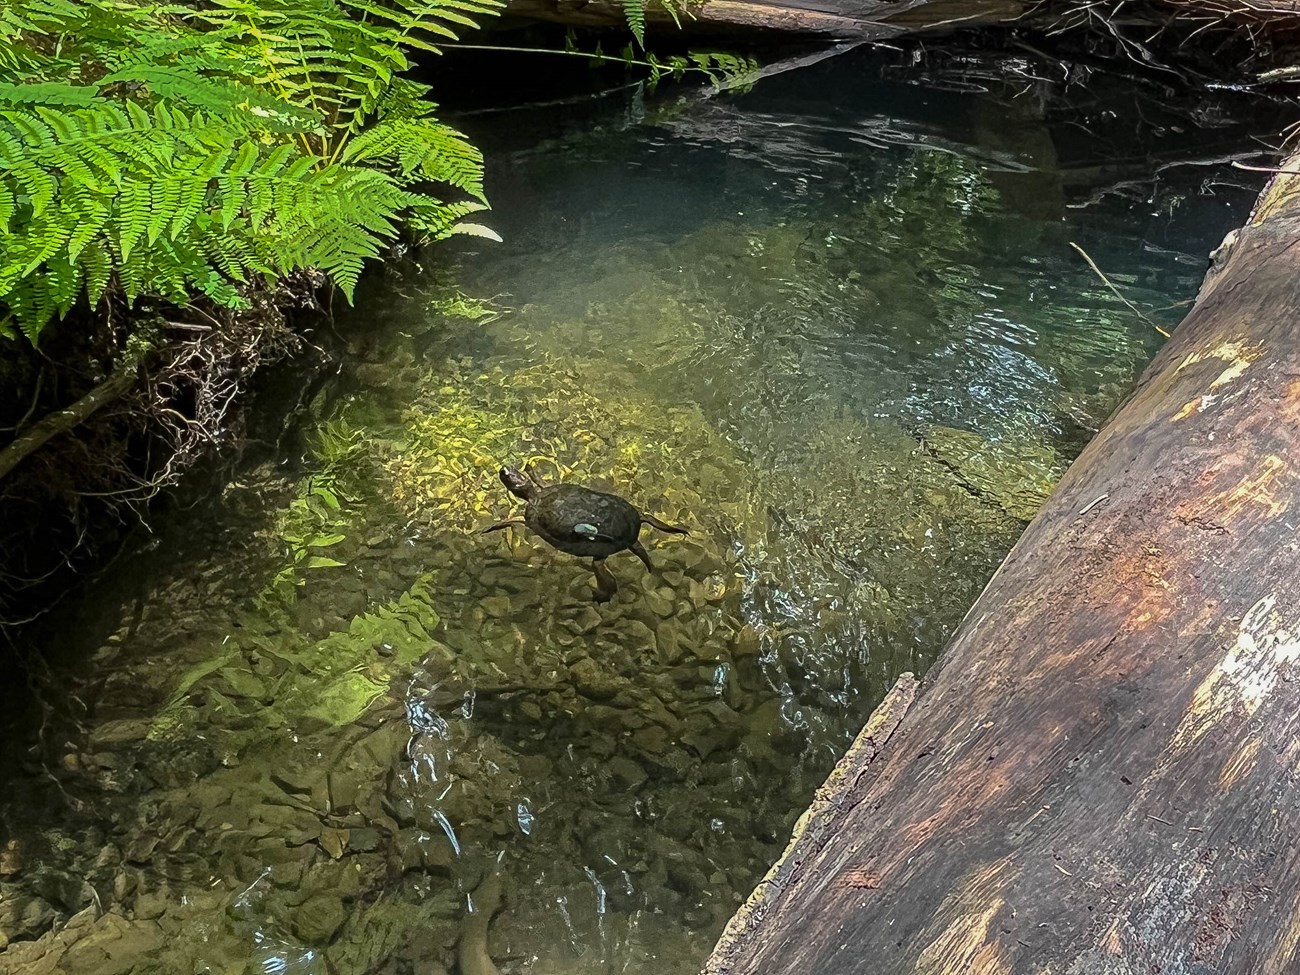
<box><xmin>1069</xmin><ymin>242</ymin><xmax>1170</xmax><ymax>338</ymax></box>
<box><xmin>452</xmin><ymin>80</ymin><xmax>644</xmax><ymax>117</ymax></box>
<box><xmin>1230</xmin><ymin>160</ymin><xmax>1300</xmax><ymax>175</ymax></box>
<box><xmin>1079</xmin><ymin>494</ymin><xmax>1109</xmax><ymax>515</ymax></box>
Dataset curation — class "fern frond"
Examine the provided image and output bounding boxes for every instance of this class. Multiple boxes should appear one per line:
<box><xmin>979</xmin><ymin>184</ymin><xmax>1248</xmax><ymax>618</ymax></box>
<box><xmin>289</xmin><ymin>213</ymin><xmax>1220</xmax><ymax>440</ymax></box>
<box><xmin>63</xmin><ymin>183</ymin><xmax>112</xmax><ymax>260</ymax></box>
<box><xmin>96</xmin><ymin>65</ymin><xmax>321</xmax><ymax>131</ymax></box>
<box><xmin>170</xmin><ymin>175</ymin><xmax>210</xmax><ymax>239</ymax></box>
<box><xmin>621</xmin><ymin>0</ymin><xmax>646</xmax><ymax>47</ymax></box>
<box><xmin>0</xmin><ymin>81</ymin><xmax>98</xmax><ymax>106</ymax></box>
<box><xmin>80</xmin><ymin>241</ymin><xmax>113</xmax><ymax>307</ymax></box>
<box><xmin>114</xmin><ymin>181</ymin><xmax>152</xmax><ymax>263</ymax></box>
<box><xmin>342</xmin><ymin>118</ymin><xmax>485</xmax><ymax>200</ymax></box>
<box><xmin>45</xmin><ymin>247</ymin><xmax>84</xmax><ymax>316</ymax></box>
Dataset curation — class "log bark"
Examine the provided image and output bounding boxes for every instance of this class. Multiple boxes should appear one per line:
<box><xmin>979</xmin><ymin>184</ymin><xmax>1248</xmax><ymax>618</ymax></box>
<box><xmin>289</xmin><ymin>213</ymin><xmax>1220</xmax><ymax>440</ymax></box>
<box><xmin>704</xmin><ymin>158</ymin><xmax>1300</xmax><ymax>975</ymax></box>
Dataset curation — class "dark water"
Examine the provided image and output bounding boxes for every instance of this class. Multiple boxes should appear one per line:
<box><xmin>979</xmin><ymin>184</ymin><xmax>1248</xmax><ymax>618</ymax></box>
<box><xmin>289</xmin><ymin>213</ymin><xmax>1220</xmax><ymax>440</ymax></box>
<box><xmin>0</xmin><ymin>45</ymin><xmax>1270</xmax><ymax>975</ymax></box>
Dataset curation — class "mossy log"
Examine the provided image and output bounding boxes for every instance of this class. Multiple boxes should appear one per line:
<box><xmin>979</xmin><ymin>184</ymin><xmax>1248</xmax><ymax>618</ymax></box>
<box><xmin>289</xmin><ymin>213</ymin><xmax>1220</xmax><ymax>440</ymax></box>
<box><xmin>704</xmin><ymin>157</ymin><xmax>1300</xmax><ymax>975</ymax></box>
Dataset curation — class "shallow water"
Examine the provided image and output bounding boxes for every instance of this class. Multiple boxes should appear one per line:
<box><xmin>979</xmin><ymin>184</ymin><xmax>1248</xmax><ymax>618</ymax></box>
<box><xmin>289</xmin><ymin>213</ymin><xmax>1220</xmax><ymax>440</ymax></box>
<box><xmin>0</xmin><ymin>46</ymin><xmax>1270</xmax><ymax>975</ymax></box>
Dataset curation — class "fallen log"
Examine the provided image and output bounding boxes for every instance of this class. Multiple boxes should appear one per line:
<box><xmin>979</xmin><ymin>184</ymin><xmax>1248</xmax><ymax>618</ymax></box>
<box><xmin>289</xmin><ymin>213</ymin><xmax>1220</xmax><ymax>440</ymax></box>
<box><xmin>704</xmin><ymin>157</ymin><xmax>1300</xmax><ymax>974</ymax></box>
<box><xmin>497</xmin><ymin>0</ymin><xmax>1022</xmax><ymax>37</ymax></box>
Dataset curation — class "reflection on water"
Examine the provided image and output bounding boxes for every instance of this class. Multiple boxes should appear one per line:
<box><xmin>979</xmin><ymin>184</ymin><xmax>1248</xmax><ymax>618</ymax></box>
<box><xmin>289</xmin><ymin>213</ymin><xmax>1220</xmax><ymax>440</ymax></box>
<box><xmin>0</xmin><ymin>47</ymin><xmax>1263</xmax><ymax>975</ymax></box>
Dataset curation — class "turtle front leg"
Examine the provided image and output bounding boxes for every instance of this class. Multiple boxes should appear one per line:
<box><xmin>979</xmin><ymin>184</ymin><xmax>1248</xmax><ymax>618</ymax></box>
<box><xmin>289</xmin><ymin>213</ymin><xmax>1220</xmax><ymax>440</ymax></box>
<box><xmin>482</xmin><ymin>519</ymin><xmax>526</xmax><ymax>534</ymax></box>
<box><xmin>641</xmin><ymin>514</ymin><xmax>689</xmax><ymax>536</ymax></box>
<box><xmin>630</xmin><ymin>541</ymin><xmax>655</xmax><ymax>573</ymax></box>
<box><xmin>592</xmin><ymin>559</ymin><xmax>619</xmax><ymax>604</ymax></box>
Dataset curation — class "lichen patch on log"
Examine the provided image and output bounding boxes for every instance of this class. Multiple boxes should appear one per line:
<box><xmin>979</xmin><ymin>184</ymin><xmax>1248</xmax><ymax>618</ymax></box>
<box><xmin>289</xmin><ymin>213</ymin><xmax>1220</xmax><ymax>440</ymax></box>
<box><xmin>1171</xmin><ymin>594</ymin><xmax>1300</xmax><ymax>751</ymax></box>
<box><xmin>915</xmin><ymin>899</ymin><xmax>1010</xmax><ymax>975</ymax></box>
<box><xmin>1179</xmin><ymin>452</ymin><xmax>1289</xmax><ymax>525</ymax></box>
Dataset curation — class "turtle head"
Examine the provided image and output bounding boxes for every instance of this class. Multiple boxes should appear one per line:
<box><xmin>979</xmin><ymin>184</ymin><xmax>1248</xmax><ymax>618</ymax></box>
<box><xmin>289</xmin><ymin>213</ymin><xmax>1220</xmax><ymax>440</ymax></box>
<box><xmin>499</xmin><ymin>466</ymin><xmax>538</xmax><ymax>501</ymax></box>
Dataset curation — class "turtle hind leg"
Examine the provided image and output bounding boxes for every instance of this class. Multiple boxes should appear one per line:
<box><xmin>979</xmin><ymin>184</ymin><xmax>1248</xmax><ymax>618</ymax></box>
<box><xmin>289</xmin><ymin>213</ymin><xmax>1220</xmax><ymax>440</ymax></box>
<box><xmin>630</xmin><ymin>541</ymin><xmax>654</xmax><ymax>573</ymax></box>
<box><xmin>592</xmin><ymin>559</ymin><xmax>618</xmax><ymax>603</ymax></box>
<box><xmin>641</xmin><ymin>514</ymin><xmax>689</xmax><ymax>536</ymax></box>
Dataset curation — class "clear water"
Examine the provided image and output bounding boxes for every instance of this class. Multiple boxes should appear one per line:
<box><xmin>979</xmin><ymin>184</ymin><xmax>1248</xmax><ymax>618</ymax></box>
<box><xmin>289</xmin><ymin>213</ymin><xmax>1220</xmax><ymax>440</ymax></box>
<box><xmin>0</xmin><ymin>46</ymin><xmax>1265</xmax><ymax>975</ymax></box>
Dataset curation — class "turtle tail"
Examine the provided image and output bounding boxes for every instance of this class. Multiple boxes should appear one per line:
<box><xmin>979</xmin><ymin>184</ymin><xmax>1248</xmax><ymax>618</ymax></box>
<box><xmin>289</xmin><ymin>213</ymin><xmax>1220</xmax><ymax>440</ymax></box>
<box><xmin>641</xmin><ymin>514</ymin><xmax>689</xmax><ymax>536</ymax></box>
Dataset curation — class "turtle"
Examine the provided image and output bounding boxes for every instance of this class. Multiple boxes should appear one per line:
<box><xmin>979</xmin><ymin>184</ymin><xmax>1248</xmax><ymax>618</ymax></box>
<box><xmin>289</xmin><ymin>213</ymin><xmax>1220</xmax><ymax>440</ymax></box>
<box><xmin>482</xmin><ymin>465</ymin><xmax>689</xmax><ymax>603</ymax></box>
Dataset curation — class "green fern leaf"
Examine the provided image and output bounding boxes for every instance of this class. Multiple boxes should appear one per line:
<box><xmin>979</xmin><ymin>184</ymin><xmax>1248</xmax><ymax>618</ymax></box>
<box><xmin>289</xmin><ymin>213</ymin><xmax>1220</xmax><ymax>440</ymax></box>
<box><xmin>147</xmin><ymin>174</ymin><xmax>179</xmax><ymax>245</ymax></box>
<box><xmin>7</xmin><ymin>109</ymin><xmax>56</xmax><ymax>149</ymax></box>
<box><xmin>169</xmin><ymin>175</ymin><xmax>209</xmax><ymax>240</ymax></box>
<box><xmin>115</xmin><ymin>180</ymin><xmax>151</xmax><ymax>262</ymax></box>
<box><xmin>621</xmin><ymin>0</ymin><xmax>646</xmax><ymax>47</ymax></box>
<box><xmin>197</xmin><ymin>145</ymin><xmax>235</xmax><ymax>179</ymax></box>
<box><xmin>19</xmin><ymin>215</ymin><xmax>72</xmax><ymax>275</ymax></box>
<box><xmin>13</xmin><ymin>161</ymin><xmax>56</xmax><ymax>217</ymax></box>
<box><xmin>46</xmin><ymin>247</ymin><xmax>84</xmax><ymax>315</ymax></box>
<box><xmin>0</xmin><ymin>82</ymin><xmax>98</xmax><ymax>107</ymax></box>
<box><xmin>230</xmin><ymin>140</ymin><xmax>260</xmax><ymax>177</ymax></box>
<box><xmin>63</xmin><ymin>185</ymin><xmax>110</xmax><ymax>260</ymax></box>
<box><xmin>80</xmin><ymin>241</ymin><xmax>113</xmax><ymax>307</ymax></box>
<box><xmin>219</xmin><ymin>174</ymin><xmax>245</xmax><ymax>230</ymax></box>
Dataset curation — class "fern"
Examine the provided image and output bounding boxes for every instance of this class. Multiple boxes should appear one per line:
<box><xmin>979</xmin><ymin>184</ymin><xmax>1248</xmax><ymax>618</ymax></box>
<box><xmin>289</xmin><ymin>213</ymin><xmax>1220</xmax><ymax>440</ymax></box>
<box><xmin>622</xmin><ymin>0</ymin><xmax>646</xmax><ymax>48</ymax></box>
<box><xmin>342</xmin><ymin>117</ymin><xmax>486</xmax><ymax>200</ymax></box>
<box><xmin>0</xmin><ymin>0</ymin><xmax>505</xmax><ymax>342</ymax></box>
<box><xmin>192</xmin><ymin>0</ymin><xmax>505</xmax><ymax>143</ymax></box>
<box><xmin>642</xmin><ymin>50</ymin><xmax>761</xmax><ymax>90</ymax></box>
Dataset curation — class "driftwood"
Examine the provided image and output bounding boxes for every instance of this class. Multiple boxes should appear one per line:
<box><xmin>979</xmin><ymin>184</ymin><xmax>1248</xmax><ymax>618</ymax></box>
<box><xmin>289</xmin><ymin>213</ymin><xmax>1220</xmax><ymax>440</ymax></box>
<box><xmin>704</xmin><ymin>156</ymin><xmax>1300</xmax><ymax>974</ymax></box>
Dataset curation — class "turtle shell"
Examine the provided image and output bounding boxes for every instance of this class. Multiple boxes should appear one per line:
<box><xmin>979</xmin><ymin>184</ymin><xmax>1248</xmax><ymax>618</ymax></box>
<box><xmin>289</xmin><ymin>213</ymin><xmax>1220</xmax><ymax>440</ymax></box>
<box><xmin>525</xmin><ymin>484</ymin><xmax>642</xmax><ymax>558</ymax></box>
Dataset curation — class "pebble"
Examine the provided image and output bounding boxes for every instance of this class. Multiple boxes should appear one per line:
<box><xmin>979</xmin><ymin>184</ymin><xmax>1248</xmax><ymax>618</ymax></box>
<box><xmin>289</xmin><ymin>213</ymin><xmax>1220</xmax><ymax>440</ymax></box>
<box><xmin>347</xmin><ymin>827</ymin><xmax>381</xmax><ymax>853</ymax></box>
<box><xmin>0</xmin><ymin>839</ymin><xmax>24</xmax><ymax>877</ymax></box>
<box><xmin>481</xmin><ymin>595</ymin><xmax>512</xmax><ymax>619</ymax></box>
<box><xmin>731</xmin><ymin>623</ymin><xmax>761</xmax><ymax>657</ymax></box>
<box><xmin>569</xmin><ymin>658</ymin><xmax>620</xmax><ymax>700</ymax></box>
<box><xmin>643</xmin><ymin>590</ymin><xmax>675</xmax><ymax>618</ymax></box>
<box><xmin>319</xmin><ymin>827</ymin><xmax>348</xmax><ymax>860</ymax></box>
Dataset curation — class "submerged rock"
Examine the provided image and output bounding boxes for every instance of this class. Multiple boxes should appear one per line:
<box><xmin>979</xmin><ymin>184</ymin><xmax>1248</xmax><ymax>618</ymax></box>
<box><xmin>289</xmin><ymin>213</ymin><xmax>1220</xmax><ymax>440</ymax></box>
<box><xmin>569</xmin><ymin>659</ymin><xmax>621</xmax><ymax>701</ymax></box>
<box><xmin>293</xmin><ymin>892</ymin><xmax>347</xmax><ymax>945</ymax></box>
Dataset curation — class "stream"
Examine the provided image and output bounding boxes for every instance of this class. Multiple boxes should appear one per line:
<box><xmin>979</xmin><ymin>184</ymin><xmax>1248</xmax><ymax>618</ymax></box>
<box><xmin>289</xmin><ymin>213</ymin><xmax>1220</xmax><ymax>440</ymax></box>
<box><xmin>0</xmin><ymin>43</ymin><xmax>1278</xmax><ymax>975</ymax></box>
